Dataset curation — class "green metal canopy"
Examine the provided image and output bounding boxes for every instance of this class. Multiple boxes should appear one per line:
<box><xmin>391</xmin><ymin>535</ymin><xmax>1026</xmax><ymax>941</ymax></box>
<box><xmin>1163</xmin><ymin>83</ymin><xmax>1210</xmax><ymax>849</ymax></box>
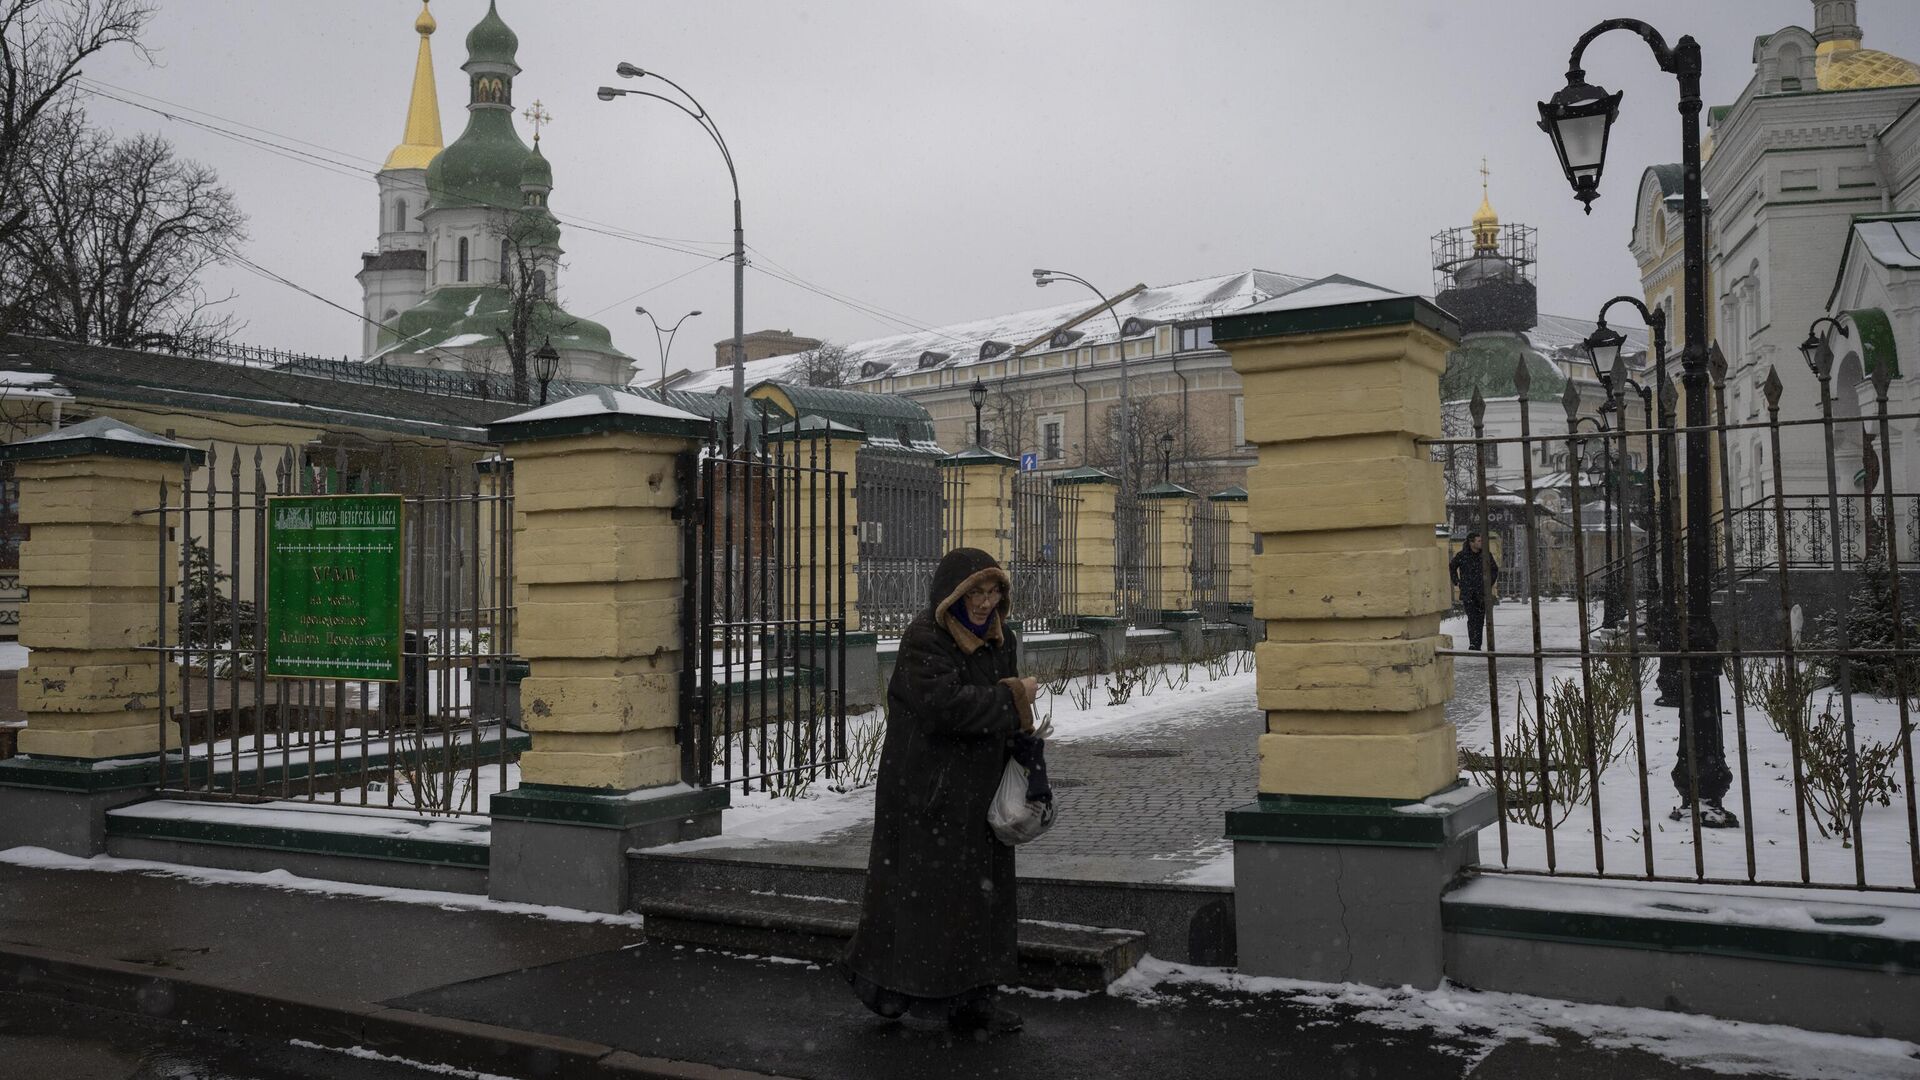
<box><xmin>750</xmin><ymin>381</ymin><xmax>937</xmax><ymax>444</ymax></box>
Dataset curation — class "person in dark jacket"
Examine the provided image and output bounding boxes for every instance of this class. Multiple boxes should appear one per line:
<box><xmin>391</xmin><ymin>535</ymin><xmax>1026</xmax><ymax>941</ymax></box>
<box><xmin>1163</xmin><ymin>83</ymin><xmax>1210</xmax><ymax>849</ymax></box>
<box><xmin>842</xmin><ymin>547</ymin><xmax>1038</xmax><ymax>1036</ymax></box>
<box><xmin>1449</xmin><ymin>532</ymin><xmax>1500</xmax><ymax>650</ymax></box>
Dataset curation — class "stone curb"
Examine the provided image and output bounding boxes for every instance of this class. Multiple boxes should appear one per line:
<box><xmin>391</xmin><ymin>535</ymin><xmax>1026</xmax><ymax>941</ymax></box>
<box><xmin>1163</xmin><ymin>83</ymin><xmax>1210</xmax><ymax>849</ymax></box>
<box><xmin>0</xmin><ymin>942</ymin><xmax>788</xmax><ymax>1080</ymax></box>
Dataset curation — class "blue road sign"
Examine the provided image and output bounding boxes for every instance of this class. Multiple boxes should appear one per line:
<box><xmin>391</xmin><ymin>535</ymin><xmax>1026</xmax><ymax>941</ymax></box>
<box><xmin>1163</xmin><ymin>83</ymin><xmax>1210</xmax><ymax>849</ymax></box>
<box><xmin>1020</xmin><ymin>451</ymin><xmax>1038</xmax><ymax>472</ymax></box>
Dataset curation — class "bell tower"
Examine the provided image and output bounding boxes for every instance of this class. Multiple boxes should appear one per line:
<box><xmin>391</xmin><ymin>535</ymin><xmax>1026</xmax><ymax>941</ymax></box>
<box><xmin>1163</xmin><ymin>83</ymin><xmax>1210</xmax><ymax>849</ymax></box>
<box><xmin>357</xmin><ymin>1</ymin><xmax>442</xmax><ymax>358</ymax></box>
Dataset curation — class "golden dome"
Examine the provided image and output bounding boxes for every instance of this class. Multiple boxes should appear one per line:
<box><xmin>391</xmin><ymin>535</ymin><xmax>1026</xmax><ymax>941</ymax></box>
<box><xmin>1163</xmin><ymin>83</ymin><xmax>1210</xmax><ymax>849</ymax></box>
<box><xmin>1816</xmin><ymin>39</ymin><xmax>1920</xmax><ymax>90</ymax></box>
<box><xmin>415</xmin><ymin>1</ymin><xmax>436</xmax><ymax>36</ymax></box>
<box><xmin>1471</xmin><ymin>161</ymin><xmax>1499</xmax><ymax>252</ymax></box>
<box><xmin>383</xmin><ymin>1</ymin><xmax>444</xmax><ymax>172</ymax></box>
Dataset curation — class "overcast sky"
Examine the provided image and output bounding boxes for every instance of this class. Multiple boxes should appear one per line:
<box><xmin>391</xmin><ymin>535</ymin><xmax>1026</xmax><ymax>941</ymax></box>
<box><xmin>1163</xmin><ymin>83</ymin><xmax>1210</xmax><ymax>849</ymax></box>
<box><xmin>75</xmin><ymin>1</ymin><xmax>1920</xmax><ymax>374</ymax></box>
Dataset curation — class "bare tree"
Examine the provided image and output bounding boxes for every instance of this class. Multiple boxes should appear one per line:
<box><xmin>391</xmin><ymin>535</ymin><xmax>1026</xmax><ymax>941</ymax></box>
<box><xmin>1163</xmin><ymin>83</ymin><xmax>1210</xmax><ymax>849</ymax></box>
<box><xmin>492</xmin><ymin>209</ymin><xmax>572</xmax><ymax>402</ymax></box>
<box><xmin>787</xmin><ymin>340</ymin><xmax>852</xmax><ymax>388</ymax></box>
<box><xmin>1087</xmin><ymin>397</ymin><xmax>1191</xmax><ymax>492</ymax></box>
<box><xmin>1</xmin><ymin>111</ymin><xmax>244</xmax><ymax>346</ymax></box>
<box><xmin>983</xmin><ymin>381</ymin><xmax>1037</xmax><ymax>459</ymax></box>
<box><xmin>0</xmin><ymin>0</ymin><xmax>153</xmax><ymax>253</ymax></box>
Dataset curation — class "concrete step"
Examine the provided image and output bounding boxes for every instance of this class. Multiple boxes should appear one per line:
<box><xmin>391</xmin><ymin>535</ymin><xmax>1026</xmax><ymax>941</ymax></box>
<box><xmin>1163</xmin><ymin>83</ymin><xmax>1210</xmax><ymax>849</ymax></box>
<box><xmin>637</xmin><ymin>888</ymin><xmax>1148</xmax><ymax>992</ymax></box>
<box><xmin>628</xmin><ymin>847</ymin><xmax>1238</xmax><ymax>966</ymax></box>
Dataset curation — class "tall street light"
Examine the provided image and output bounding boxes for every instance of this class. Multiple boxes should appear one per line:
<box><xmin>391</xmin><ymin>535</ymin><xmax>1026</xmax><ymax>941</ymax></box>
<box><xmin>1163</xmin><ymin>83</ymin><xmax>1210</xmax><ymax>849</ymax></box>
<box><xmin>969</xmin><ymin>377</ymin><xmax>988</xmax><ymax>448</ymax></box>
<box><xmin>1585</xmin><ymin>298</ymin><xmax>1681</xmax><ymax>703</ymax></box>
<box><xmin>1540</xmin><ymin>18</ymin><xmax>1736</xmax><ymax>827</ymax></box>
<box><xmin>599</xmin><ymin>65</ymin><xmax>746</xmax><ymax>449</ymax></box>
<box><xmin>1033</xmin><ymin>268</ymin><xmax>1133</xmax><ymax>490</ymax></box>
<box><xmin>636</xmin><ymin>306</ymin><xmax>700</xmax><ymax>388</ymax></box>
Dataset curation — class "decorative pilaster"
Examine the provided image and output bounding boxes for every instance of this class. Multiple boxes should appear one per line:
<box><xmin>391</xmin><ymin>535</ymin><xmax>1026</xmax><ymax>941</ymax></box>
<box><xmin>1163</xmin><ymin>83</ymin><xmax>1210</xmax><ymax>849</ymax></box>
<box><xmin>0</xmin><ymin>419</ymin><xmax>202</xmax><ymax>854</ymax></box>
<box><xmin>483</xmin><ymin>391</ymin><xmax>723</xmax><ymax>912</ymax></box>
<box><xmin>1213</xmin><ymin>282</ymin><xmax>1494</xmax><ymax>989</ymax></box>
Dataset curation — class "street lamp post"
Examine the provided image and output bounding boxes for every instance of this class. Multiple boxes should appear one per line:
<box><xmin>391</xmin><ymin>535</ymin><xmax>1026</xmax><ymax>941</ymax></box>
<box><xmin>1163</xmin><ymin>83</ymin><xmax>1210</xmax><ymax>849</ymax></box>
<box><xmin>1575</xmin><ymin>413</ymin><xmax>1618</xmax><ymax>627</ymax></box>
<box><xmin>534</xmin><ymin>337</ymin><xmax>561</xmax><ymax>407</ymax></box>
<box><xmin>1033</xmin><ymin>269</ymin><xmax>1133</xmax><ymax>490</ymax></box>
<box><xmin>636</xmin><ymin>306</ymin><xmax>701</xmax><ymax>388</ymax></box>
<box><xmin>600</xmin><ymin>66</ymin><xmax>745</xmax><ymax>448</ymax></box>
<box><xmin>1540</xmin><ymin>17</ymin><xmax>1736</xmax><ymax>826</ymax></box>
<box><xmin>1159</xmin><ymin>431</ymin><xmax>1174</xmax><ymax>485</ymax></box>
<box><xmin>970</xmin><ymin>377</ymin><xmax>988</xmax><ymax>448</ymax></box>
<box><xmin>1584</xmin><ymin>300</ymin><xmax>1682</xmax><ymax>701</ymax></box>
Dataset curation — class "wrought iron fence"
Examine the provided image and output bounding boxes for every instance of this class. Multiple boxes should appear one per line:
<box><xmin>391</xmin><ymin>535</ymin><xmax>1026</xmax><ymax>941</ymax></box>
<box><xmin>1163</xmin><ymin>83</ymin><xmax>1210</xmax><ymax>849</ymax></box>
<box><xmin>148</xmin><ymin>443</ymin><xmax>519</xmax><ymax>816</ymax></box>
<box><xmin>1425</xmin><ymin>355</ymin><xmax>1918</xmax><ymax>893</ymax></box>
<box><xmin>1191</xmin><ymin>499</ymin><xmax>1232</xmax><ymax>624</ymax></box>
<box><xmin>686</xmin><ymin>421</ymin><xmax>849</xmax><ymax>793</ymax></box>
<box><xmin>1009</xmin><ymin>472</ymin><xmax>1079</xmax><ymax>634</ymax></box>
<box><xmin>854</xmin><ymin>452</ymin><xmax>963</xmax><ymax>635</ymax></box>
<box><xmin>1115</xmin><ymin>492</ymin><xmax>1165</xmax><ymax>628</ymax></box>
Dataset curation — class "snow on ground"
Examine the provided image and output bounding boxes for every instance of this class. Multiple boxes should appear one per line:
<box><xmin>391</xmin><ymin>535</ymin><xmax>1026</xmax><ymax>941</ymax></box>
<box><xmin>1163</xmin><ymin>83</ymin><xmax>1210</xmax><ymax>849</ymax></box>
<box><xmin>288</xmin><ymin>1041</ymin><xmax>521</xmax><ymax>1080</ymax></box>
<box><xmin>1448</xmin><ymin>600</ymin><xmax>1918</xmax><ymax>888</ymax></box>
<box><xmin>0</xmin><ymin>845</ymin><xmax>643</xmax><ymax>926</ymax></box>
<box><xmin>1113</xmin><ymin>957</ymin><xmax>1920</xmax><ymax>1080</ymax></box>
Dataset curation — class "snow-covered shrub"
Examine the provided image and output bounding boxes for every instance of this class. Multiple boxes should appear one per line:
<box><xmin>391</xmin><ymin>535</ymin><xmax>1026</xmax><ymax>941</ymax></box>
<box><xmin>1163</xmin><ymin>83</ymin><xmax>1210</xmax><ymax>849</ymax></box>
<box><xmin>1743</xmin><ymin>658</ymin><xmax>1903</xmax><ymax>846</ymax></box>
<box><xmin>1467</xmin><ymin>655</ymin><xmax>1639</xmax><ymax>828</ymax></box>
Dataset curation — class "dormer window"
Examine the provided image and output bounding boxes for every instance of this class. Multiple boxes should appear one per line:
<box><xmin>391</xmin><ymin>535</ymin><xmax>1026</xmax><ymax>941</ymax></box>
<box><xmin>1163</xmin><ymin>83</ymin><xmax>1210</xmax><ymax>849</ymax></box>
<box><xmin>860</xmin><ymin>361</ymin><xmax>890</xmax><ymax>379</ymax></box>
<box><xmin>917</xmin><ymin>350</ymin><xmax>951</xmax><ymax>369</ymax></box>
<box><xmin>1121</xmin><ymin>317</ymin><xmax>1153</xmax><ymax>337</ymax></box>
<box><xmin>979</xmin><ymin>340</ymin><xmax>1010</xmax><ymax>361</ymax></box>
<box><xmin>1049</xmin><ymin>329</ymin><xmax>1083</xmax><ymax>349</ymax></box>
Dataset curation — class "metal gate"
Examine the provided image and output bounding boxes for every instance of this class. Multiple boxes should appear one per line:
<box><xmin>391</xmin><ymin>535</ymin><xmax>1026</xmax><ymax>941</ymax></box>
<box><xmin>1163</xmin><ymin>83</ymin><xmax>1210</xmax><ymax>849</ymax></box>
<box><xmin>683</xmin><ymin>422</ymin><xmax>851</xmax><ymax>793</ymax></box>
<box><xmin>1009</xmin><ymin>472</ymin><xmax>1079</xmax><ymax>634</ymax></box>
<box><xmin>150</xmin><ymin>444</ymin><xmax>519</xmax><ymax>816</ymax></box>
<box><xmin>1190</xmin><ymin>499</ymin><xmax>1232</xmax><ymax>624</ymax></box>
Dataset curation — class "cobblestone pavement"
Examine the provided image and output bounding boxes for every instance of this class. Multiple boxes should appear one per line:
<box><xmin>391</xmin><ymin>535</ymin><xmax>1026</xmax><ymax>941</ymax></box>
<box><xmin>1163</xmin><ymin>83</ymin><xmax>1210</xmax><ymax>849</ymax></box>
<box><xmin>688</xmin><ymin>676</ymin><xmax>1263</xmax><ymax>884</ymax></box>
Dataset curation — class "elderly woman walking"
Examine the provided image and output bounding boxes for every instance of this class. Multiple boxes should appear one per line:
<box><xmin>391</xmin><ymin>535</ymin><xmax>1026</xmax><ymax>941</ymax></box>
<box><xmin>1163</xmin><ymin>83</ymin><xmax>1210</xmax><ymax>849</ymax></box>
<box><xmin>841</xmin><ymin>547</ymin><xmax>1038</xmax><ymax>1035</ymax></box>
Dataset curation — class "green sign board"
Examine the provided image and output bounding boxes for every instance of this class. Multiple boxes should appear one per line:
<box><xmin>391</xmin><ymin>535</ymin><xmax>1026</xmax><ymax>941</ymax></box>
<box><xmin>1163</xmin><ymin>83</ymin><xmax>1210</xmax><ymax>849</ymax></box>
<box><xmin>266</xmin><ymin>494</ymin><xmax>404</xmax><ymax>681</ymax></box>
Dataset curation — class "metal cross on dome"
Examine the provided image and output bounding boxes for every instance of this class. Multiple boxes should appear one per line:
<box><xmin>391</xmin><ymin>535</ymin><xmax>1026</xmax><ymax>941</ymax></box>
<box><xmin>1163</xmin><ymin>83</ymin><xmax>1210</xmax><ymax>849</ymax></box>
<box><xmin>523</xmin><ymin>99</ymin><xmax>552</xmax><ymax>142</ymax></box>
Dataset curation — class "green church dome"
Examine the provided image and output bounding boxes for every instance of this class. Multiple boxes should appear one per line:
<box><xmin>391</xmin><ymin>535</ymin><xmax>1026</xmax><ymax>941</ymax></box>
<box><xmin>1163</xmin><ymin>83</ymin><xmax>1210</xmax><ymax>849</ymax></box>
<box><xmin>465</xmin><ymin>1</ymin><xmax>518</xmax><ymax>67</ymax></box>
<box><xmin>520</xmin><ymin>142</ymin><xmax>553</xmax><ymax>190</ymax></box>
<box><xmin>426</xmin><ymin>112</ymin><xmax>530</xmax><ymax>209</ymax></box>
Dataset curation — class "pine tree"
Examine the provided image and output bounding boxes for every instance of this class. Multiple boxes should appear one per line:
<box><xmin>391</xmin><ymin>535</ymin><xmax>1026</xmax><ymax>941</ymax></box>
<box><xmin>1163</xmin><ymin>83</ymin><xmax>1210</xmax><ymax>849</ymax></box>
<box><xmin>1816</xmin><ymin>540</ymin><xmax>1919</xmax><ymax>701</ymax></box>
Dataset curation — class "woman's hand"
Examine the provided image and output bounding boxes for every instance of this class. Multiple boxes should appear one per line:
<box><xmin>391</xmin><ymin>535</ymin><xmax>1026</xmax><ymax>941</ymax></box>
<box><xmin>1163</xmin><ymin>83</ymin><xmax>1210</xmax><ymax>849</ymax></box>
<box><xmin>1019</xmin><ymin>677</ymin><xmax>1040</xmax><ymax>733</ymax></box>
<box><xmin>1020</xmin><ymin>677</ymin><xmax>1039</xmax><ymax>701</ymax></box>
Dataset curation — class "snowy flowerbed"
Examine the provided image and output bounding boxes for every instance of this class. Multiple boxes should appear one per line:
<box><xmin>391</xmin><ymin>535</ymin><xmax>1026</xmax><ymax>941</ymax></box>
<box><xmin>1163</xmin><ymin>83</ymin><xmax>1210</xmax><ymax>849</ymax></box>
<box><xmin>1449</xmin><ymin>600</ymin><xmax>1917</xmax><ymax>889</ymax></box>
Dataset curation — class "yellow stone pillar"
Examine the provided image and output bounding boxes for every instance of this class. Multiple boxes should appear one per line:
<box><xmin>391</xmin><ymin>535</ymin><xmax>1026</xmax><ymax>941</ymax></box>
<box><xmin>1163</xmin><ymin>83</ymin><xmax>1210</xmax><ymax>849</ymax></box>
<box><xmin>1053</xmin><ymin>467</ymin><xmax>1118</xmax><ymax>619</ymax></box>
<box><xmin>0</xmin><ymin>418</ymin><xmax>201</xmax><ymax>855</ymax></box>
<box><xmin>767</xmin><ymin>419</ymin><xmax>863</xmax><ymax>632</ymax></box>
<box><xmin>1214</xmin><ymin>283</ymin><xmax>1494</xmax><ymax>989</ymax></box>
<box><xmin>1209</xmin><ymin>485</ymin><xmax>1253</xmax><ymax>608</ymax></box>
<box><xmin>939</xmin><ymin>446</ymin><xmax>1016</xmax><ymax>563</ymax></box>
<box><xmin>483</xmin><ymin>391</ymin><xmax>725</xmax><ymax>912</ymax></box>
<box><xmin>1140</xmin><ymin>482</ymin><xmax>1198</xmax><ymax>614</ymax></box>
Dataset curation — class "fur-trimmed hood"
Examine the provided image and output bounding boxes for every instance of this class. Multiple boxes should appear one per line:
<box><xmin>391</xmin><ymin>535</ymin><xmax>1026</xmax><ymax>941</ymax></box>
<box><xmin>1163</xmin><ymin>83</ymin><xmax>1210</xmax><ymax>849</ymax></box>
<box><xmin>929</xmin><ymin>547</ymin><xmax>1012</xmax><ymax>654</ymax></box>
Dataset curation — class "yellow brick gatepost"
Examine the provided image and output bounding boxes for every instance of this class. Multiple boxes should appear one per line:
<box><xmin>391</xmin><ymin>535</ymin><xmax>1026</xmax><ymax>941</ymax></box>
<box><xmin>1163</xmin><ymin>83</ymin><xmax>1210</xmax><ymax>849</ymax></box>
<box><xmin>939</xmin><ymin>445</ymin><xmax>1016</xmax><ymax>563</ymax></box>
<box><xmin>1053</xmin><ymin>468</ymin><xmax>1119</xmax><ymax>620</ymax></box>
<box><xmin>0</xmin><ymin>419</ymin><xmax>203</xmax><ymax>855</ymax></box>
<box><xmin>1208</xmin><ymin>485</ymin><xmax>1254</xmax><ymax>608</ymax></box>
<box><xmin>1212</xmin><ymin>279</ymin><xmax>1495</xmax><ymax>990</ymax></box>
<box><xmin>482</xmin><ymin>390</ymin><xmax>728</xmax><ymax>913</ymax></box>
<box><xmin>767</xmin><ymin>418</ymin><xmax>863</xmax><ymax>633</ymax></box>
<box><xmin>1139</xmin><ymin>481</ymin><xmax>1198</xmax><ymax>615</ymax></box>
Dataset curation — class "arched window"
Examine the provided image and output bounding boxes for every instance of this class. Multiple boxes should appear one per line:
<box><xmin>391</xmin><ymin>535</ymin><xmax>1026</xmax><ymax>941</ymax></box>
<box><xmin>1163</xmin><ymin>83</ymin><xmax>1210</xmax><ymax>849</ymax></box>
<box><xmin>533</xmin><ymin>269</ymin><xmax>548</xmax><ymax>298</ymax></box>
<box><xmin>500</xmin><ymin>239</ymin><xmax>511</xmax><ymax>282</ymax></box>
<box><xmin>394</xmin><ymin>199</ymin><xmax>407</xmax><ymax>233</ymax></box>
<box><xmin>457</xmin><ymin>237</ymin><xmax>469</xmax><ymax>282</ymax></box>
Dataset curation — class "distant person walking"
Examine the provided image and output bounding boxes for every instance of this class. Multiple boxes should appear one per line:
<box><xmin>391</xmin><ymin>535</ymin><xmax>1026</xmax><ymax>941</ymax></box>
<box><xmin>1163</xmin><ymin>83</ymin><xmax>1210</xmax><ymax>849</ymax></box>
<box><xmin>1450</xmin><ymin>532</ymin><xmax>1499</xmax><ymax>650</ymax></box>
<box><xmin>842</xmin><ymin>547</ymin><xmax>1037</xmax><ymax>1036</ymax></box>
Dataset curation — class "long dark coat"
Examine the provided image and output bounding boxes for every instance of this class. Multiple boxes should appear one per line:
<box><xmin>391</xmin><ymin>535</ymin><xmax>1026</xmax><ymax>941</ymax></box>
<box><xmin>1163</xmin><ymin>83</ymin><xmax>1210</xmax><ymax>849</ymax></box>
<box><xmin>842</xmin><ymin>548</ymin><xmax>1031</xmax><ymax>1003</ymax></box>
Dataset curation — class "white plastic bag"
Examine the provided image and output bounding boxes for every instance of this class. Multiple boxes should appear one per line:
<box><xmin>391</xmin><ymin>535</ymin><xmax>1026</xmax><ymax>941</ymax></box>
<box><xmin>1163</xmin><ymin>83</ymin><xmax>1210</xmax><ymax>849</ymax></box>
<box><xmin>988</xmin><ymin>718</ymin><xmax>1057</xmax><ymax>846</ymax></box>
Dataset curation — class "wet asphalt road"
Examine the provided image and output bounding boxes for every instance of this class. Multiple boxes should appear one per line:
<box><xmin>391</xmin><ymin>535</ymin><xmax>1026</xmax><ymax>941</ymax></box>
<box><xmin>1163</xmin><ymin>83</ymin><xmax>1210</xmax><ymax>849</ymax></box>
<box><xmin>0</xmin><ymin>991</ymin><xmax>459</xmax><ymax>1080</ymax></box>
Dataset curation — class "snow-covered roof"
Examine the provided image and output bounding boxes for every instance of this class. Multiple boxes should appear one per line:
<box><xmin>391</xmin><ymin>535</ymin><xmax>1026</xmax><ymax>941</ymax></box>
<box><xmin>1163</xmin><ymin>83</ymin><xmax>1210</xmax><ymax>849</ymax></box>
<box><xmin>667</xmin><ymin>269</ymin><xmax>1316</xmax><ymax>393</ymax></box>
<box><xmin>495</xmin><ymin>386</ymin><xmax>707</xmax><ymax>426</ymax></box>
<box><xmin>1529</xmin><ymin>313</ymin><xmax>1650</xmax><ymax>355</ymax></box>
<box><xmin>1851</xmin><ymin>215</ymin><xmax>1920</xmax><ymax>269</ymax></box>
<box><xmin>1237</xmin><ymin>275</ymin><xmax>1407</xmax><ymax>314</ymax></box>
